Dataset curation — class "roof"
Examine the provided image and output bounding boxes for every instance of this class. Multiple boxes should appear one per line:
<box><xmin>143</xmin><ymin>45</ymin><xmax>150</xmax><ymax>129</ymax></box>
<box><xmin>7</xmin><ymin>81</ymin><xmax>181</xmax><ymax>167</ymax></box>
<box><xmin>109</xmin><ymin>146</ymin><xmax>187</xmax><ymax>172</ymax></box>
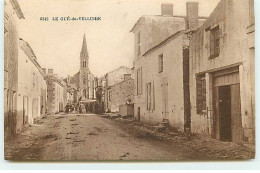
<box><xmin>105</xmin><ymin>66</ymin><xmax>132</xmax><ymax>76</ymax></box>
<box><xmin>192</xmin><ymin>0</ymin><xmax>226</xmax><ymax>39</ymax></box>
<box><xmin>108</xmin><ymin>78</ymin><xmax>134</xmax><ymax>89</ymax></box>
<box><xmin>143</xmin><ymin>30</ymin><xmax>186</xmax><ymax>56</ymax></box>
<box><xmin>19</xmin><ymin>38</ymin><xmax>46</xmax><ymax>77</ymax></box>
<box><xmin>81</xmin><ymin>33</ymin><xmax>88</xmax><ymax>54</ymax></box>
<box><xmin>10</xmin><ymin>0</ymin><xmax>25</xmax><ymax>19</ymax></box>
<box><xmin>46</xmin><ymin>75</ymin><xmax>66</xmax><ymax>87</ymax></box>
<box><xmin>130</xmin><ymin>15</ymin><xmax>207</xmax><ymax>33</ymax></box>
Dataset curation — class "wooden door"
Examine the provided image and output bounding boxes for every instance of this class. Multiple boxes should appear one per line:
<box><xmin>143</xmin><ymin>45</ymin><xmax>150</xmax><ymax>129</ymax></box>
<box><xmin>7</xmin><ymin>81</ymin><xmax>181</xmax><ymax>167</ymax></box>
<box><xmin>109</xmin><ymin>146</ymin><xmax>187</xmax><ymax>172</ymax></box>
<box><xmin>161</xmin><ymin>78</ymin><xmax>169</xmax><ymax>120</ymax></box>
<box><xmin>23</xmin><ymin>96</ymin><xmax>28</xmax><ymax>124</ymax></box>
<box><xmin>213</xmin><ymin>86</ymin><xmax>220</xmax><ymax>139</ymax></box>
<box><xmin>137</xmin><ymin>107</ymin><xmax>140</xmax><ymax>122</ymax></box>
<box><xmin>218</xmin><ymin>85</ymin><xmax>232</xmax><ymax>141</ymax></box>
<box><xmin>231</xmin><ymin>84</ymin><xmax>242</xmax><ymax>142</ymax></box>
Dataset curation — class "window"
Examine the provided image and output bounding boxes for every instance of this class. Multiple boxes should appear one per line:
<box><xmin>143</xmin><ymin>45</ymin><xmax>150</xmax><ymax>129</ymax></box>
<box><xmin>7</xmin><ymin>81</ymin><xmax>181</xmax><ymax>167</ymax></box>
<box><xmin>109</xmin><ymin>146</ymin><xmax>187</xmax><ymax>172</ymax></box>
<box><xmin>158</xmin><ymin>54</ymin><xmax>163</xmax><ymax>73</ymax></box>
<box><xmin>124</xmin><ymin>74</ymin><xmax>131</xmax><ymax>81</ymax></box>
<box><xmin>137</xmin><ymin>32</ymin><xmax>141</xmax><ymax>56</ymax></box>
<box><xmin>108</xmin><ymin>90</ymin><xmax>111</xmax><ymax>101</ymax></box>
<box><xmin>83</xmin><ymin>60</ymin><xmax>86</xmax><ymax>68</ymax></box>
<box><xmin>209</xmin><ymin>26</ymin><xmax>220</xmax><ymax>58</ymax></box>
<box><xmin>249</xmin><ymin>0</ymin><xmax>255</xmax><ymax>25</ymax></box>
<box><xmin>146</xmin><ymin>82</ymin><xmax>155</xmax><ymax>110</ymax></box>
<box><xmin>137</xmin><ymin>67</ymin><xmax>143</xmax><ymax>95</ymax></box>
<box><xmin>196</xmin><ymin>75</ymin><xmax>206</xmax><ymax>114</ymax></box>
<box><xmin>83</xmin><ymin>77</ymin><xmax>86</xmax><ymax>85</ymax></box>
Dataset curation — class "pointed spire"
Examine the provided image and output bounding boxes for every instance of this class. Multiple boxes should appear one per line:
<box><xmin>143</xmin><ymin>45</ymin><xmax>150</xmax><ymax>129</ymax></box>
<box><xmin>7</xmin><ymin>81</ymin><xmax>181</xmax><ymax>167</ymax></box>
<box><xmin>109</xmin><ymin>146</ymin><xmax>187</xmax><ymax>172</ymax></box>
<box><xmin>81</xmin><ymin>33</ymin><xmax>88</xmax><ymax>55</ymax></box>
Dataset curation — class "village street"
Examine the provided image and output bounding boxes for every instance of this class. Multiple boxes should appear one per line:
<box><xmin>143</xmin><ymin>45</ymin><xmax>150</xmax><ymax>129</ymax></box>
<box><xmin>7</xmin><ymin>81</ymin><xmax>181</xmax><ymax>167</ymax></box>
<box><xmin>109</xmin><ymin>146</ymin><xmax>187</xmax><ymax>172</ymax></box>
<box><xmin>5</xmin><ymin>114</ymin><xmax>254</xmax><ymax>161</ymax></box>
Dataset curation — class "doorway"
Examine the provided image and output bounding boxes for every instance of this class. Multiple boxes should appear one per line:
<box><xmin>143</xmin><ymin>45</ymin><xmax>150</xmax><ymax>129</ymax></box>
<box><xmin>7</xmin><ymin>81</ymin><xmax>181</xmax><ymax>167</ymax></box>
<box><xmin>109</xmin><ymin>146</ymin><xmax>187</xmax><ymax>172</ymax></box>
<box><xmin>213</xmin><ymin>68</ymin><xmax>242</xmax><ymax>142</ymax></box>
<box><xmin>161</xmin><ymin>78</ymin><xmax>169</xmax><ymax>120</ymax></box>
<box><xmin>137</xmin><ymin>107</ymin><xmax>140</xmax><ymax>122</ymax></box>
<box><xmin>218</xmin><ymin>85</ymin><xmax>232</xmax><ymax>141</ymax></box>
<box><xmin>23</xmin><ymin>96</ymin><xmax>28</xmax><ymax>125</ymax></box>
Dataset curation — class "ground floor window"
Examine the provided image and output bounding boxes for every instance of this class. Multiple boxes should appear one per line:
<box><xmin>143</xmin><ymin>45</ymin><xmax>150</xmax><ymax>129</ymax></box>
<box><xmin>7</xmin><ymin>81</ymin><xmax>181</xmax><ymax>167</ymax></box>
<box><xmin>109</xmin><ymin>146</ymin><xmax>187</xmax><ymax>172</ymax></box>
<box><xmin>146</xmin><ymin>82</ymin><xmax>155</xmax><ymax>111</ymax></box>
<box><xmin>196</xmin><ymin>74</ymin><xmax>206</xmax><ymax>114</ymax></box>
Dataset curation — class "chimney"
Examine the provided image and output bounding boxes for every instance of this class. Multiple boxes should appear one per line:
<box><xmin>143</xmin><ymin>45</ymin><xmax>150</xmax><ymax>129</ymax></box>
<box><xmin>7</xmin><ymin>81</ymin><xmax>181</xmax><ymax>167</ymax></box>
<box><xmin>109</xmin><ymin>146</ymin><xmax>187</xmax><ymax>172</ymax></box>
<box><xmin>161</xmin><ymin>3</ymin><xmax>173</xmax><ymax>16</ymax></box>
<box><xmin>186</xmin><ymin>2</ymin><xmax>199</xmax><ymax>30</ymax></box>
<box><xmin>48</xmin><ymin>69</ymin><xmax>53</xmax><ymax>76</ymax></box>
<box><xmin>42</xmin><ymin>68</ymin><xmax>46</xmax><ymax>74</ymax></box>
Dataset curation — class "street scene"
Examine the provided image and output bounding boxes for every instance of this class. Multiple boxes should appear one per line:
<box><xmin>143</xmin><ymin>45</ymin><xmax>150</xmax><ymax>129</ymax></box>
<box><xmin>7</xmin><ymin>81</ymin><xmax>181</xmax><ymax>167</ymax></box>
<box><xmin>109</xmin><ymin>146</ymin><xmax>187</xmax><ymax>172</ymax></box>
<box><xmin>5</xmin><ymin>113</ymin><xmax>254</xmax><ymax>160</ymax></box>
<box><xmin>4</xmin><ymin>0</ymin><xmax>255</xmax><ymax>161</ymax></box>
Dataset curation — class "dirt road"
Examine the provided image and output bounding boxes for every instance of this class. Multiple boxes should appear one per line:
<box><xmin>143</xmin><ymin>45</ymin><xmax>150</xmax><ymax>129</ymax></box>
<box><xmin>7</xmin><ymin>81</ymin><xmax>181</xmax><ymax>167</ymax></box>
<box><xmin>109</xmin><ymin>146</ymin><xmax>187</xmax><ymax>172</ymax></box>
<box><xmin>5</xmin><ymin>113</ymin><xmax>254</xmax><ymax>161</ymax></box>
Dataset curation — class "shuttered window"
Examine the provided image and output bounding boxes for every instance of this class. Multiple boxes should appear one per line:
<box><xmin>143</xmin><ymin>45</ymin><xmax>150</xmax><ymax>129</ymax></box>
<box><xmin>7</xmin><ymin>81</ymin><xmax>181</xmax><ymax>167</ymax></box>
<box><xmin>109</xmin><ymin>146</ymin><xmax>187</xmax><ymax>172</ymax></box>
<box><xmin>137</xmin><ymin>67</ymin><xmax>143</xmax><ymax>95</ymax></box>
<box><xmin>196</xmin><ymin>75</ymin><xmax>206</xmax><ymax>114</ymax></box>
<box><xmin>146</xmin><ymin>81</ymin><xmax>155</xmax><ymax>110</ymax></box>
<box><xmin>158</xmin><ymin>54</ymin><xmax>163</xmax><ymax>73</ymax></box>
<box><xmin>137</xmin><ymin>32</ymin><xmax>141</xmax><ymax>56</ymax></box>
<box><xmin>209</xmin><ymin>26</ymin><xmax>220</xmax><ymax>58</ymax></box>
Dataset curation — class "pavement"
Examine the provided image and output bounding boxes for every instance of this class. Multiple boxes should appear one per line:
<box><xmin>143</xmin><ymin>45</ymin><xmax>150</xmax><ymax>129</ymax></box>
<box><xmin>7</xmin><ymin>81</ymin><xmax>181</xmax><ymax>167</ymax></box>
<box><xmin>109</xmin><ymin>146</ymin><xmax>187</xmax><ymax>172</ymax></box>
<box><xmin>4</xmin><ymin>113</ymin><xmax>255</xmax><ymax>161</ymax></box>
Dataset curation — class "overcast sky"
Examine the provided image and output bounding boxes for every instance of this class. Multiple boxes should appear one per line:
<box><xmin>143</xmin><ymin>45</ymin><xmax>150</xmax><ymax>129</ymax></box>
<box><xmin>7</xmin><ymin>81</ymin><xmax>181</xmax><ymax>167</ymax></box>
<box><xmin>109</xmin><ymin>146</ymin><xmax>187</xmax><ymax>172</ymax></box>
<box><xmin>17</xmin><ymin>0</ymin><xmax>220</xmax><ymax>78</ymax></box>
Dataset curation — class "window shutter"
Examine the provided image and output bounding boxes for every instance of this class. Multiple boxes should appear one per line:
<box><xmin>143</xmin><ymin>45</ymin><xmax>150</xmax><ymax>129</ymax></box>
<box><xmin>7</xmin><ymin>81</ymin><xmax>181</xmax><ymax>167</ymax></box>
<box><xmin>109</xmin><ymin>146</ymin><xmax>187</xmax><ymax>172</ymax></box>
<box><xmin>152</xmin><ymin>81</ymin><xmax>155</xmax><ymax>110</ymax></box>
<box><xmin>210</xmin><ymin>32</ymin><xmax>215</xmax><ymax>57</ymax></box>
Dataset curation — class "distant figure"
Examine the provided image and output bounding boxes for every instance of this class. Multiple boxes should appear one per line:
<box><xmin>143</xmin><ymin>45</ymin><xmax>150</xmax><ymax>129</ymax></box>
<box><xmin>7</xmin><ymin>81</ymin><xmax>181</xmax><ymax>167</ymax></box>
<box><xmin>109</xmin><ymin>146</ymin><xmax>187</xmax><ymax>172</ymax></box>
<box><xmin>65</xmin><ymin>103</ymin><xmax>70</xmax><ymax>114</ymax></box>
<box><xmin>85</xmin><ymin>104</ymin><xmax>89</xmax><ymax>113</ymax></box>
<box><xmin>79</xmin><ymin>103</ymin><xmax>83</xmax><ymax>114</ymax></box>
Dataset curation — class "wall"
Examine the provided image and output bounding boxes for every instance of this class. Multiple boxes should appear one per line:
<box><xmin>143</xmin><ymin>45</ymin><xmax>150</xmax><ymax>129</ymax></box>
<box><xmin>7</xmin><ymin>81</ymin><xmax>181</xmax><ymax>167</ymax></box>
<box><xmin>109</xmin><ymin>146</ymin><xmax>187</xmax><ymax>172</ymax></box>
<box><xmin>107</xmin><ymin>79</ymin><xmax>134</xmax><ymax>112</ymax></box>
<box><xmin>17</xmin><ymin>42</ymin><xmax>47</xmax><ymax>130</ymax></box>
<box><xmin>134</xmin><ymin>34</ymin><xmax>187</xmax><ymax>130</ymax></box>
<box><xmin>4</xmin><ymin>0</ymin><xmax>24</xmax><ymax>138</ymax></box>
<box><xmin>47</xmin><ymin>78</ymin><xmax>64</xmax><ymax>114</ymax></box>
<box><xmin>132</xmin><ymin>16</ymin><xmax>186</xmax><ymax>63</ymax></box>
<box><xmin>104</xmin><ymin>66</ymin><xmax>133</xmax><ymax>111</ymax></box>
<box><xmin>105</xmin><ymin>66</ymin><xmax>133</xmax><ymax>87</ymax></box>
<box><xmin>189</xmin><ymin>0</ymin><xmax>254</xmax><ymax>143</ymax></box>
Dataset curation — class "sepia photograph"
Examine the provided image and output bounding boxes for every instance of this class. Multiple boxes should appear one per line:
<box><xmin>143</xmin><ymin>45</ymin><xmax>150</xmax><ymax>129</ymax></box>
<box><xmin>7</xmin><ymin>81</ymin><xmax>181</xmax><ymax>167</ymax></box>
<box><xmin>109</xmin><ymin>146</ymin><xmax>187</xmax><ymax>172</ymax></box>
<box><xmin>3</xmin><ymin>0</ymin><xmax>255</xmax><ymax>161</ymax></box>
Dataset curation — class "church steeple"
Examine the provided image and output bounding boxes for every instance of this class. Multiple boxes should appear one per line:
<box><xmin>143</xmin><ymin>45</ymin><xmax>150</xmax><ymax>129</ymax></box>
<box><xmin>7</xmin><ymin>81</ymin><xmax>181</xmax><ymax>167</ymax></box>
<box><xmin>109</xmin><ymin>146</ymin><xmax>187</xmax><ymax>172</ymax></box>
<box><xmin>81</xmin><ymin>33</ymin><xmax>88</xmax><ymax>56</ymax></box>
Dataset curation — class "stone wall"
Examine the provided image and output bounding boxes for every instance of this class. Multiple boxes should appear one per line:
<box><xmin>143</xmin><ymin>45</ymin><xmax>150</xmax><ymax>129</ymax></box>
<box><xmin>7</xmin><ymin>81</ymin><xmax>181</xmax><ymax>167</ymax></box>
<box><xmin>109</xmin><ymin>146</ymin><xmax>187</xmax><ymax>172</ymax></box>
<box><xmin>189</xmin><ymin>0</ymin><xmax>254</xmax><ymax>143</ymax></box>
<box><xmin>107</xmin><ymin>79</ymin><xmax>134</xmax><ymax>112</ymax></box>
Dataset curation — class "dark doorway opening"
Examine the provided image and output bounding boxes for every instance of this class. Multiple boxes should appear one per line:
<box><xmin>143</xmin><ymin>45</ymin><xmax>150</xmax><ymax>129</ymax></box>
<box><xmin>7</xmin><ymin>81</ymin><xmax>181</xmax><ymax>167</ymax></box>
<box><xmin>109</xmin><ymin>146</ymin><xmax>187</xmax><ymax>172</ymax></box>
<box><xmin>137</xmin><ymin>107</ymin><xmax>140</xmax><ymax>122</ymax></box>
<box><xmin>218</xmin><ymin>85</ymin><xmax>232</xmax><ymax>141</ymax></box>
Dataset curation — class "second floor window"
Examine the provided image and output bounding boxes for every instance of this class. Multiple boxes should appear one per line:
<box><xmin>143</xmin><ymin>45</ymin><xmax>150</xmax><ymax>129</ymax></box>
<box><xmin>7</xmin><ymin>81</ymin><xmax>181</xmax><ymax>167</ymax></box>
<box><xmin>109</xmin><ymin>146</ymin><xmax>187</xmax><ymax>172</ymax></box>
<box><xmin>158</xmin><ymin>54</ymin><xmax>163</xmax><ymax>73</ymax></box>
<box><xmin>137</xmin><ymin>67</ymin><xmax>143</xmax><ymax>95</ymax></box>
<box><xmin>210</xmin><ymin>26</ymin><xmax>220</xmax><ymax>58</ymax></box>
<box><xmin>83</xmin><ymin>60</ymin><xmax>86</xmax><ymax>68</ymax></box>
<box><xmin>108</xmin><ymin>90</ymin><xmax>111</xmax><ymax>101</ymax></box>
<box><xmin>137</xmin><ymin>32</ymin><xmax>141</xmax><ymax>56</ymax></box>
<box><xmin>124</xmin><ymin>74</ymin><xmax>131</xmax><ymax>81</ymax></box>
<box><xmin>83</xmin><ymin>77</ymin><xmax>86</xmax><ymax>85</ymax></box>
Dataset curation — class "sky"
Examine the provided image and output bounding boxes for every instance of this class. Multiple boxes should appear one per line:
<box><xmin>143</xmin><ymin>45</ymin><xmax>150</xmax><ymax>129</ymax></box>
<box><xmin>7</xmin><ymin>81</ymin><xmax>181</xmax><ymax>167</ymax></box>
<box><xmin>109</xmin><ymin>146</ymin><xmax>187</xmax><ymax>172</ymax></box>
<box><xmin>17</xmin><ymin>0</ymin><xmax>220</xmax><ymax>78</ymax></box>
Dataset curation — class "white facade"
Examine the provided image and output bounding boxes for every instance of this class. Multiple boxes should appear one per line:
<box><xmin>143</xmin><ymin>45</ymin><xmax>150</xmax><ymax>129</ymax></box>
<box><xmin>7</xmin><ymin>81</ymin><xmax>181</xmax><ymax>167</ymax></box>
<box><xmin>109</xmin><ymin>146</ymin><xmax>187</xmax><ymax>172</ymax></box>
<box><xmin>17</xmin><ymin>39</ymin><xmax>47</xmax><ymax>129</ymax></box>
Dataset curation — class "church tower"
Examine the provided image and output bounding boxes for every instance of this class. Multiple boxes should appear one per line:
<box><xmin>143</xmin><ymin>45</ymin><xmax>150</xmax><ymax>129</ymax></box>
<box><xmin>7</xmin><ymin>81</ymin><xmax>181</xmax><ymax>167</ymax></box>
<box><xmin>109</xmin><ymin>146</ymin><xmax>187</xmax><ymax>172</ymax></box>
<box><xmin>79</xmin><ymin>34</ymin><xmax>89</xmax><ymax>99</ymax></box>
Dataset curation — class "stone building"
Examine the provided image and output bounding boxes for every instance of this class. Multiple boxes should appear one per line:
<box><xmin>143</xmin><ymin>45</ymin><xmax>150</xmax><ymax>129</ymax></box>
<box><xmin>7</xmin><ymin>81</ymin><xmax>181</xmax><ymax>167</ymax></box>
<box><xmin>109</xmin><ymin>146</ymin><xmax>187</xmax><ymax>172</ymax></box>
<box><xmin>4</xmin><ymin>0</ymin><xmax>25</xmax><ymax>139</ymax></box>
<box><xmin>189</xmin><ymin>0</ymin><xmax>255</xmax><ymax>143</ymax></box>
<box><xmin>106</xmin><ymin>78</ymin><xmax>134</xmax><ymax>113</ymax></box>
<box><xmin>17</xmin><ymin>39</ymin><xmax>47</xmax><ymax>128</ymax></box>
<box><xmin>46</xmin><ymin>69</ymin><xmax>66</xmax><ymax>114</ymax></box>
<box><xmin>131</xmin><ymin>3</ymin><xmax>206</xmax><ymax>130</ymax></box>
<box><xmin>104</xmin><ymin>66</ymin><xmax>134</xmax><ymax>112</ymax></box>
